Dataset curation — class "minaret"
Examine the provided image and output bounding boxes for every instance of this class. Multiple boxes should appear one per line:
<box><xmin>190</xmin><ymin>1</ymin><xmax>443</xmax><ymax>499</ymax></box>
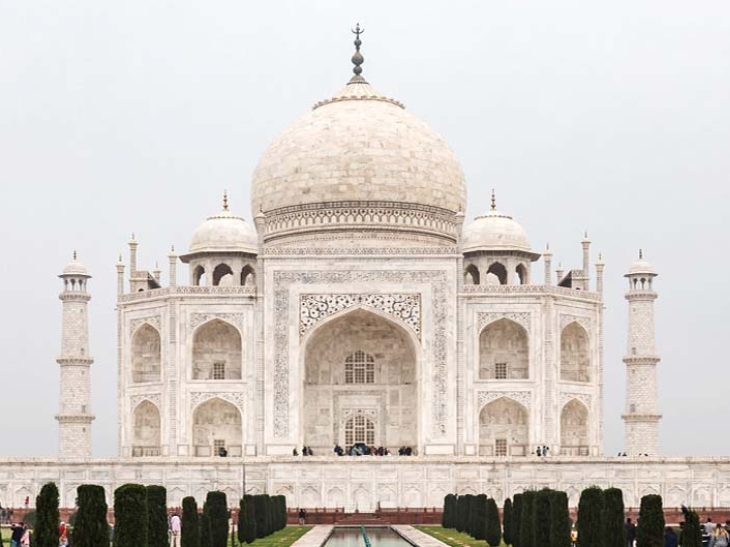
<box><xmin>622</xmin><ymin>250</ymin><xmax>661</xmax><ymax>456</ymax></box>
<box><xmin>56</xmin><ymin>252</ymin><xmax>95</xmax><ymax>459</ymax></box>
<box><xmin>543</xmin><ymin>243</ymin><xmax>553</xmax><ymax>285</ymax></box>
<box><xmin>581</xmin><ymin>232</ymin><xmax>591</xmax><ymax>290</ymax></box>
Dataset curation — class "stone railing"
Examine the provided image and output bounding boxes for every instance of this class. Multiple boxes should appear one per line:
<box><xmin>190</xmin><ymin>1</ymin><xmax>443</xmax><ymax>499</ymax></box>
<box><xmin>119</xmin><ymin>285</ymin><xmax>256</xmax><ymax>303</ymax></box>
<box><xmin>463</xmin><ymin>284</ymin><xmax>601</xmax><ymax>301</ymax></box>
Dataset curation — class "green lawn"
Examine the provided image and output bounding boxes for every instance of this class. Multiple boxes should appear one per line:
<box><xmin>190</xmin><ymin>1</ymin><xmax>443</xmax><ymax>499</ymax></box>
<box><xmin>249</xmin><ymin>526</ymin><xmax>313</xmax><ymax>547</ymax></box>
<box><xmin>415</xmin><ymin>526</ymin><xmax>506</xmax><ymax>547</ymax></box>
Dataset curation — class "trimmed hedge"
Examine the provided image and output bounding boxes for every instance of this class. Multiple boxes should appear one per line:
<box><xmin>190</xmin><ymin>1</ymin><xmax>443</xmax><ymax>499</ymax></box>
<box><xmin>35</xmin><ymin>482</ymin><xmax>60</xmax><ymax>547</ymax></box>
<box><xmin>681</xmin><ymin>508</ymin><xmax>703</xmax><ymax>547</ymax></box>
<box><xmin>486</xmin><ymin>497</ymin><xmax>502</xmax><ymax>547</ymax></box>
<box><xmin>200</xmin><ymin>505</ymin><xmax>213</xmax><ymax>547</ymax></box>
<box><xmin>443</xmin><ymin>494</ymin><xmax>457</xmax><ymax>529</ymax></box>
<box><xmin>253</xmin><ymin>495</ymin><xmax>271</xmax><ymax>538</ymax></box>
<box><xmin>534</xmin><ymin>490</ymin><xmax>552</xmax><ymax>547</ymax></box>
<box><xmin>637</xmin><ymin>495</ymin><xmax>665</xmax><ymax>547</ymax></box>
<box><xmin>604</xmin><ymin>488</ymin><xmax>626</xmax><ymax>547</ymax></box>
<box><xmin>549</xmin><ymin>490</ymin><xmax>571</xmax><ymax>547</ymax></box>
<box><xmin>455</xmin><ymin>495</ymin><xmax>468</xmax><ymax>533</ymax></box>
<box><xmin>473</xmin><ymin>494</ymin><xmax>487</xmax><ymax>540</ymax></box>
<box><xmin>577</xmin><ymin>487</ymin><xmax>604</xmax><ymax>547</ymax></box>
<box><xmin>147</xmin><ymin>485</ymin><xmax>169</xmax><ymax>547</ymax></box>
<box><xmin>503</xmin><ymin>498</ymin><xmax>514</xmax><ymax>546</ymax></box>
<box><xmin>205</xmin><ymin>491</ymin><xmax>229</xmax><ymax>547</ymax></box>
<box><xmin>519</xmin><ymin>491</ymin><xmax>536</xmax><ymax>547</ymax></box>
<box><xmin>114</xmin><ymin>484</ymin><xmax>148</xmax><ymax>547</ymax></box>
<box><xmin>182</xmin><ymin>496</ymin><xmax>201</xmax><ymax>547</ymax></box>
<box><xmin>238</xmin><ymin>495</ymin><xmax>257</xmax><ymax>544</ymax></box>
<box><xmin>512</xmin><ymin>493</ymin><xmax>524</xmax><ymax>547</ymax></box>
<box><xmin>72</xmin><ymin>484</ymin><xmax>110</xmax><ymax>547</ymax></box>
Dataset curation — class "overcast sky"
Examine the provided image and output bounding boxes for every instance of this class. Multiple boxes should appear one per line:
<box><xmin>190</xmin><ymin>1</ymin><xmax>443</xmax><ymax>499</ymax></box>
<box><xmin>0</xmin><ymin>0</ymin><xmax>728</xmax><ymax>458</ymax></box>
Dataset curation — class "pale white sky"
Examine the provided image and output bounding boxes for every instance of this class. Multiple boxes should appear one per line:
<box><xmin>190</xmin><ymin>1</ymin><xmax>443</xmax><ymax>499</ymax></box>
<box><xmin>0</xmin><ymin>0</ymin><xmax>728</xmax><ymax>457</ymax></box>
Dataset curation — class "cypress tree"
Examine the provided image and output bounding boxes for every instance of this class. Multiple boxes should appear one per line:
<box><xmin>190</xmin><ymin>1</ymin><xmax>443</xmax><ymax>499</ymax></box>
<box><xmin>239</xmin><ymin>495</ymin><xmax>257</xmax><ymax>544</ymax></box>
<box><xmin>513</xmin><ymin>493</ymin><xmax>524</xmax><ymax>547</ymax></box>
<box><xmin>604</xmin><ymin>488</ymin><xmax>626</xmax><ymax>547</ymax></box>
<box><xmin>182</xmin><ymin>497</ymin><xmax>201</xmax><ymax>547</ymax></box>
<box><xmin>503</xmin><ymin>498</ymin><xmax>514</xmax><ymax>546</ymax></box>
<box><xmin>72</xmin><ymin>484</ymin><xmax>110</xmax><ymax>547</ymax></box>
<box><xmin>456</xmin><ymin>495</ymin><xmax>468</xmax><ymax>533</ymax></box>
<box><xmin>681</xmin><ymin>508</ymin><xmax>702</xmax><ymax>547</ymax></box>
<box><xmin>486</xmin><ymin>498</ymin><xmax>502</xmax><ymax>547</ymax></box>
<box><xmin>464</xmin><ymin>494</ymin><xmax>477</xmax><ymax>538</ymax></box>
<box><xmin>114</xmin><ymin>484</ymin><xmax>148</xmax><ymax>547</ymax></box>
<box><xmin>35</xmin><ymin>482</ymin><xmax>60</xmax><ymax>547</ymax></box>
<box><xmin>254</xmin><ymin>495</ymin><xmax>270</xmax><ymax>538</ymax></box>
<box><xmin>442</xmin><ymin>494</ymin><xmax>456</xmax><ymax>529</ymax></box>
<box><xmin>549</xmin><ymin>491</ymin><xmax>571</xmax><ymax>547</ymax></box>
<box><xmin>519</xmin><ymin>491</ymin><xmax>535</xmax><ymax>547</ymax></box>
<box><xmin>473</xmin><ymin>494</ymin><xmax>488</xmax><ymax>540</ymax></box>
<box><xmin>577</xmin><ymin>487</ymin><xmax>604</xmax><ymax>547</ymax></box>
<box><xmin>206</xmin><ymin>491</ymin><xmax>230</xmax><ymax>547</ymax></box>
<box><xmin>146</xmin><ymin>485</ymin><xmax>169</xmax><ymax>547</ymax></box>
<box><xmin>637</xmin><ymin>495</ymin><xmax>665</xmax><ymax>547</ymax></box>
<box><xmin>534</xmin><ymin>490</ymin><xmax>552</xmax><ymax>547</ymax></box>
<box><xmin>278</xmin><ymin>495</ymin><xmax>288</xmax><ymax>530</ymax></box>
<box><xmin>200</xmin><ymin>503</ymin><xmax>213</xmax><ymax>547</ymax></box>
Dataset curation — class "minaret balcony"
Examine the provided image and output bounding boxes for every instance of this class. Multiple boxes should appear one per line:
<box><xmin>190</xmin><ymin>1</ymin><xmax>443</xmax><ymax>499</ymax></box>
<box><xmin>622</xmin><ymin>355</ymin><xmax>661</xmax><ymax>364</ymax></box>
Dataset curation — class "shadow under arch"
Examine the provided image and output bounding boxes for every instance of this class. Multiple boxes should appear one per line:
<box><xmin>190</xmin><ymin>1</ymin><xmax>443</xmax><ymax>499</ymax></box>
<box><xmin>299</xmin><ymin>305</ymin><xmax>422</xmax><ymax>455</ymax></box>
<box><xmin>478</xmin><ymin>396</ymin><xmax>529</xmax><ymax>457</ymax></box>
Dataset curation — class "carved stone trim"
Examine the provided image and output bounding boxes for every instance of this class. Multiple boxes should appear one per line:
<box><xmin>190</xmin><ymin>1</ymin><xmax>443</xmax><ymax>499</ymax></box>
<box><xmin>560</xmin><ymin>392</ymin><xmax>592</xmax><ymax>410</ymax></box>
<box><xmin>190</xmin><ymin>313</ymin><xmax>244</xmax><ymax>332</ymax></box>
<box><xmin>130</xmin><ymin>393</ymin><xmax>161</xmax><ymax>409</ymax></box>
<box><xmin>477</xmin><ymin>312</ymin><xmax>531</xmax><ymax>333</ymax></box>
<box><xmin>559</xmin><ymin>313</ymin><xmax>594</xmax><ymax>334</ymax></box>
<box><xmin>274</xmin><ymin>270</ymin><xmax>448</xmax><ymax>438</ymax></box>
<box><xmin>477</xmin><ymin>390</ymin><xmax>532</xmax><ymax>410</ymax></box>
<box><xmin>264</xmin><ymin>246</ymin><xmax>460</xmax><ymax>256</ymax></box>
<box><xmin>130</xmin><ymin>316</ymin><xmax>161</xmax><ymax>334</ymax></box>
<box><xmin>190</xmin><ymin>392</ymin><xmax>245</xmax><ymax>412</ymax></box>
<box><xmin>300</xmin><ymin>294</ymin><xmax>421</xmax><ymax>340</ymax></box>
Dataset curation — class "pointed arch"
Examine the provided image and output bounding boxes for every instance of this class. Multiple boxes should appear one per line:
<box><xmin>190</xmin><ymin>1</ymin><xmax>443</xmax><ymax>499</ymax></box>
<box><xmin>515</xmin><ymin>263</ymin><xmax>528</xmax><ymax>285</ymax></box>
<box><xmin>241</xmin><ymin>265</ymin><xmax>256</xmax><ymax>287</ymax></box>
<box><xmin>131</xmin><ymin>323</ymin><xmax>161</xmax><ymax>383</ymax></box>
<box><xmin>464</xmin><ymin>264</ymin><xmax>480</xmax><ymax>285</ymax></box>
<box><xmin>486</xmin><ymin>262</ymin><xmax>508</xmax><ymax>285</ymax></box>
<box><xmin>560</xmin><ymin>322</ymin><xmax>591</xmax><ymax>382</ymax></box>
<box><xmin>478</xmin><ymin>396</ymin><xmax>529</xmax><ymax>456</ymax></box>
<box><xmin>192</xmin><ymin>319</ymin><xmax>242</xmax><ymax>380</ymax></box>
<box><xmin>560</xmin><ymin>399</ymin><xmax>589</xmax><ymax>456</ymax></box>
<box><xmin>192</xmin><ymin>397</ymin><xmax>242</xmax><ymax>457</ymax></box>
<box><xmin>193</xmin><ymin>265</ymin><xmax>206</xmax><ymax>286</ymax></box>
<box><xmin>479</xmin><ymin>318</ymin><xmax>529</xmax><ymax>380</ymax></box>
<box><xmin>301</xmin><ymin>306</ymin><xmax>419</xmax><ymax>455</ymax></box>
<box><xmin>212</xmin><ymin>263</ymin><xmax>234</xmax><ymax>286</ymax></box>
<box><xmin>132</xmin><ymin>400</ymin><xmax>161</xmax><ymax>456</ymax></box>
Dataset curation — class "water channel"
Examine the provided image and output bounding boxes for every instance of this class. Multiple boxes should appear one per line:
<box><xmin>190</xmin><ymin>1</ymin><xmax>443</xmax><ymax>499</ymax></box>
<box><xmin>324</xmin><ymin>527</ymin><xmax>414</xmax><ymax>547</ymax></box>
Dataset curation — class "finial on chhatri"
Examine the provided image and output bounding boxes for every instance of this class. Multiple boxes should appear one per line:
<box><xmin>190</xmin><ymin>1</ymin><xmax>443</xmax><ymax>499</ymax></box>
<box><xmin>490</xmin><ymin>189</ymin><xmax>497</xmax><ymax>211</ymax></box>
<box><xmin>118</xmin><ymin>253</ymin><xmax>122</xmax><ymax>262</ymax></box>
<box><xmin>171</xmin><ymin>245</ymin><xmax>175</xmax><ymax>253</ymax></box>
<box><xmin>639</xmin><ymin>248</ymin><xmax>643</xmax><ymax>259</ymax></box>
<box><xmin>73</xmin><ymin>250</ymin><xmax>77</xmax><ymax>260</ymax></box>
<box><xmin>349</xmin><ymin>23</ymin><xmax>367</xmax><ymax>84</ymax></box>
<box><xmin>223</xmin><ymin>190</ymin><xmax>229</xmax><ymax>211</ymax></box>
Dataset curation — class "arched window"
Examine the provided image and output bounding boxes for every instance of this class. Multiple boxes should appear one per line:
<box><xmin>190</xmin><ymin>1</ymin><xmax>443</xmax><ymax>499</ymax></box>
<box><xmin>131</xmin><ymin>324</ymin><xmax>161</xmax><ymax>383</ymax></box>
<box><xmin>132</xmin><ymin>401</ymin><xmax>161</xmax><ymax>457</ymax></box>
<box><xmin>486</xmin><ymin>262</ymin><xmax>507</xmax><ymax>285</ymax></box>
<box><xmin>345</xmin><ymin>350</ymin><xmax>375</xmax><ymax>384</ymax></box>
<box><xmin>479</xmin><ymin>397</ymin><xmax>529</xmax><ymax>456</ymax></box>
<box><xmin>213</xmin><ymin>264</ymin><xmax>234</xmax><ymax>286</ymax></box>
<box><xmin>560</xmin><ymin>322</ymin><xmax>590</xmax><ymax>382</ymax></box>
<box><xmin>241</xmin><ymin>265</ymin><xmax>255</xmax><ymax>287</ymax></box>
<box><xmin>192</xmin><ymin>320</ymin><xmax>242</xmax><ymax>380</ymax></box>
<box><xmin>192</xmin><ymin>398</ymin><xmax>242</xmax><ymax>457</ymax></box>
<box><xmin>561</xmin><ymin>399</ymin><xmax>589</xmax><ymax>456</ymax></box>
<box><xmin>193</xmin><ymin>265</ymin><xmax>206</xmax><ymax>286</ymax></box>
<box><xmin>464</xmin><ymin>264</ymin><xmax>480</xmax><ymax>285</ymax></box>
<box><xmin>515</xmin><ymin>264</ymin><xmax>528</xmax><ymax>285</ymax></box>
<box><xmin>479</xmin><ymin>319</ymin><xmax>529</xmax><ymax>380</ymax></box>
<box><xmin>345</xmin><ymin>414</ymin><xmax>375</xmax><ymax>446</ymax></box>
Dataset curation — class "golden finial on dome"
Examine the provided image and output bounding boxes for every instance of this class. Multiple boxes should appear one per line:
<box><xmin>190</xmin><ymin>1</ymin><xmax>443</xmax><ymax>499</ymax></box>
<box><xmin>349</xmin><ymin>23</ymin><xmax>367</xmax><ymax>85</ymax></box>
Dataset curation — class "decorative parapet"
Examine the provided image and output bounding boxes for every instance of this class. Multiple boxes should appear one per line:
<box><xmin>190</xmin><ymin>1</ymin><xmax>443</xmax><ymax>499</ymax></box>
<box><xmin>463</xmin><ymin>284</ymin><xmax>602</xmax><ymax>302</ymax></box>
<box><xmin>118</xmin><ymin>286</ymin><xmax>256</xmax><ymax>303</ymax></box>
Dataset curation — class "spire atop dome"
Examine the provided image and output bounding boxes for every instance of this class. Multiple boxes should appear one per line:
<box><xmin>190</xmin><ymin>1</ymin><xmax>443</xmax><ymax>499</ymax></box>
<box><xmin>349</xmin><ymin>23</ymin><xmax>367</xmax><ymax>85</ymax></box>
<box><xmin>223</xmin><ymin>189</ymin><xmax>229</xmax><ymax>211</ymax></box>
<box><xmin>491</xmin><ymin>189</ymin><xmax>497</xmax><ymax>211</ymax></box>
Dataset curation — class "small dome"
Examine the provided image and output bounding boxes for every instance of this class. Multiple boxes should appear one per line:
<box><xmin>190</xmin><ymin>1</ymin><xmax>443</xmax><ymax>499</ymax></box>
<box><xmin>461</xmin><ymin>205</ymin><xmax>533</xmax><ymax>254</ymax></box>
<box><xmin>627</xmin><ymin>251</ymin><xmax>656</xmax><ymax>276</ymax></box>
<box><xmin>188</xmin><ymin>198</ymin><xmax>258</xmax><ymax>255</ymax></box>
<box><xmin>61</xmin><ymin>252</ymin><xmax>90</xmax><ymax>276</ymax></box>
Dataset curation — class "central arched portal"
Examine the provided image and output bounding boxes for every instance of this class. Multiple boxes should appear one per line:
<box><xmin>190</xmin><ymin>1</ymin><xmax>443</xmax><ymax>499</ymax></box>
<box><xmin>302</xmin><ymin>308</ymin><xmax>419</xmax><ymax>454</ymax></box>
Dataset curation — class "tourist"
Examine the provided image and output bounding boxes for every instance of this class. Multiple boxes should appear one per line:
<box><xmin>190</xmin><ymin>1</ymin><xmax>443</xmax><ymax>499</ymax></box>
<box><xmin>20</xmin><ymin>524</ymin><xmax>31</xmax><ymax>547</ymax></box>
<box><xmin>292</xmin><ymin>448</ymin><xmax>298</xmax><ymax>456</ymax></box>
<box><xmin>710</xmin><ymin>524</ymin><xmax>729</xmax><ymax>547</ymax></box>
<box><xmin>705</xmin><ymin>519</ymin><xmax>715</xmax><ymax>547</ymax></box>
<box><xmin>170</xmin><ymin>512</ymin><xmax>182</xmax><ymax>547</ymax></box>
<box><xmin>665</xmin><ymin>526</ymin><xmax>678</xmax><ymax>547</ymax></box>
<box><xmin>626</xmin><ymin>518</ymin><xmax>636</xmax><ymax>547</ymax></box>
<box><xmin>298</xmin><ymin>508</ymin><xmax>306</xmax><ymax>526</ymax></box>
<box><xmin>10</xmin><ymin>522</ymin><xmax>25</xmax><ymax>547</ymax></box>
<box><xmin>334</xmin><ymin>444</ymin><xmax>344</xmax><ymax>456</ymax></box>
<box><xmin>59</xmin><ymin>520</ymin><xmax>68</xmax><ymax>547</ymax></box>
<box><xmin>570</xmin><ymin>524</ymin><xmax>578</xmax><ymax>547</ymax></box>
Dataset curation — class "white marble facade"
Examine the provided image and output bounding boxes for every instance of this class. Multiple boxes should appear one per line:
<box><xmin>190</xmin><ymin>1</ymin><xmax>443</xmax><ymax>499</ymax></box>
<box><xmin>8</xmin><ymin>41</ymin><xmax>728</xmax><ymax>511</ymax></box>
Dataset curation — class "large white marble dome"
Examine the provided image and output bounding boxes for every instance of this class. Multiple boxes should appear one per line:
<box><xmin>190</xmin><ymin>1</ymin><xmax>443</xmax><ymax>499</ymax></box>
<box><xmin>251</xmin><ymin>72</ymin><xmax>466</xmax><ymax>245</ymax></box>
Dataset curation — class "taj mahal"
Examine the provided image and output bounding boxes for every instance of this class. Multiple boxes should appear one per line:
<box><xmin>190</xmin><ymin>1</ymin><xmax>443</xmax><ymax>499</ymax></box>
<box><xmin>2</xmin><ymin>29</ymin><xmax>729</xmax><ymax>513</ymax></box>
